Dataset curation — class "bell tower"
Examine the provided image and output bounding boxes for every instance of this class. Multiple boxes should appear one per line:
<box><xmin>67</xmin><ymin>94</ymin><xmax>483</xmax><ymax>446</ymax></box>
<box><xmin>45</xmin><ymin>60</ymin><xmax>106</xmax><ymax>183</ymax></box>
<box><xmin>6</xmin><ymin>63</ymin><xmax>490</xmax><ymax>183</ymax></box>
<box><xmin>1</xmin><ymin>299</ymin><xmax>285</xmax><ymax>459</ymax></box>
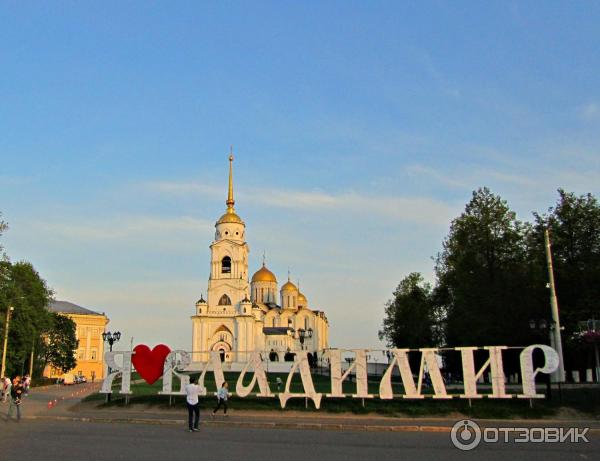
<box><xmin>206</xmin><ymin>152</ymin><xmax>250</xmax><ymax>311</ymax></box>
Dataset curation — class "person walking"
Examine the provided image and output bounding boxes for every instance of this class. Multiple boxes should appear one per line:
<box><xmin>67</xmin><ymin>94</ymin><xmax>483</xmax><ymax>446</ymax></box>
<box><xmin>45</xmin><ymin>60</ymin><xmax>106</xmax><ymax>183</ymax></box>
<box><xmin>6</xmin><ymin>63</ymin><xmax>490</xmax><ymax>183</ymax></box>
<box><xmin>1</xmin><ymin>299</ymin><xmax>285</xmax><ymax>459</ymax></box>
<box><xmin>23</xmin><ymin>375</ymin><xmax>31</xmax><ymax>396</ymax></box>
<box><xmin>184</xmin><ymin>376</ymin><xmax>201</xmax><ymax>432</ymax></box>
<box><xmin>212</xmin><ymin>381</ymin><xmax>229</xmax><ymax>416</ymax></box>
<box><xmin>7</xmin><ymin>376</ymin><xmax>23</xmax><ymax>421</ymax></box>
<box><xmin>2</xmin><ymin>376</ymin><xmax>12</xmax><ymax>404</ymax></box>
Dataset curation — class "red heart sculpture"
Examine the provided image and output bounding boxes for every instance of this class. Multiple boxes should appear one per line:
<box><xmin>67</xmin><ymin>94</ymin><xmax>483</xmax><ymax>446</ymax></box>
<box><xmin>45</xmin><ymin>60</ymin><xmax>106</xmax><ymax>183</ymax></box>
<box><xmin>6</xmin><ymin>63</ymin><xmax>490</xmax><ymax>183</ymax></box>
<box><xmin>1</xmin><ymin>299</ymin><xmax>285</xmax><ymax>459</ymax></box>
<box><xmin>132</xmin><ymin>344</ymin><xmax>171</xmax><ymax>385</ymax></box>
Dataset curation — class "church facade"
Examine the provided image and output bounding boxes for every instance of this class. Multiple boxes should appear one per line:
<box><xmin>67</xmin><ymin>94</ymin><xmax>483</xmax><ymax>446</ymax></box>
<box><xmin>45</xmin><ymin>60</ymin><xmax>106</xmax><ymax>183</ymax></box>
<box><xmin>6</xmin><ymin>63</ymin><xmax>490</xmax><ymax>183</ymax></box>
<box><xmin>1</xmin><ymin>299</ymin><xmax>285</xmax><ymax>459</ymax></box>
<box><xmin>191</xmin><ymin>155</ymin><xmax>329</xmax><ymax>364</ymax></box>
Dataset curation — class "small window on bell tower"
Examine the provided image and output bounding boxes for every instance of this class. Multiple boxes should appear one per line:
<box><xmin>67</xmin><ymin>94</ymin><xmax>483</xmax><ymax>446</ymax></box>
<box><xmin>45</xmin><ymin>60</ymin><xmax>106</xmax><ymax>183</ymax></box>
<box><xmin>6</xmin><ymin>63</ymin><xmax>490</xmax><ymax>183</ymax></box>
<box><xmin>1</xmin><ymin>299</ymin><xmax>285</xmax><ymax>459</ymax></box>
<box><xmin>221</xmin><ymin>256</ymin><xmax>231</xmax><ymax>274</ymax></box>
<box><xmin>218</xmin><ymin>294</ymin><xmax>232</xmax><ymax>306</ymax></box>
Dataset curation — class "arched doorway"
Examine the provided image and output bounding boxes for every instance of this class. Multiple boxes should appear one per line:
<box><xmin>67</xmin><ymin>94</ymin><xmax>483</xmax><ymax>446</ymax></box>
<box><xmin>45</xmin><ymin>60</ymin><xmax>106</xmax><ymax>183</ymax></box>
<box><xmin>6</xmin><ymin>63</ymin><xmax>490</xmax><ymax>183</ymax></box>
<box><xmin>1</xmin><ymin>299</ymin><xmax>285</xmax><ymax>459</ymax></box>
<box><xmin>210</xmin><ymin>340</ymin><xmax>232</xmax><ymax>362</ymax></box>
<box><xmin>269</xmin><ymin>350</ymin><xmax>279</xmax><ymax>362</ymax></box>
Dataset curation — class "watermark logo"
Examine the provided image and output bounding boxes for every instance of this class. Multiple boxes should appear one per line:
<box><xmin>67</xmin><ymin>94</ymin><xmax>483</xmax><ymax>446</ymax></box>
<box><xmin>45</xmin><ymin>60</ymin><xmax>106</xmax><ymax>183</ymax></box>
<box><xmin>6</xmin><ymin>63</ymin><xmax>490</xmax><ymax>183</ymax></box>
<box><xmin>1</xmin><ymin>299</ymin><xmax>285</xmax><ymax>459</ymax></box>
<box><xmin>451</xmin><ymin>420</ymin><xmax>590</xmax><ymax>450</ymax></box>
<box><xmin>451</xmin><ymin>419</ymin><xmax>482</xmax><ymax>451</ymax></box>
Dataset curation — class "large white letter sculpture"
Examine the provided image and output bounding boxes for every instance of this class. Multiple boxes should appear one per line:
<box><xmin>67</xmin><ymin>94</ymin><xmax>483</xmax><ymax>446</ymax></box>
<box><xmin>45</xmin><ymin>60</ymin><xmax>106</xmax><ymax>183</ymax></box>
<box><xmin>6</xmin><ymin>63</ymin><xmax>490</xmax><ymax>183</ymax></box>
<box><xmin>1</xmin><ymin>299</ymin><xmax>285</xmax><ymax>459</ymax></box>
<box><xmin>457</xmin><ymin>346</ymin><xmax>510</xmax><ymax>398</ymax></box>
<box><xmin>236</xmin><ymin>352</ymin><xmax>273</xmax><ymax>398</ymax></box>
<box><xmin>198</xmin><ymin>351</ymin><xmax>225</xmax><ymax>396</ymax></box>
<box><xmin>98</xmin><ymin>344</ymin><xmax>562</xmax><ymax>405</ymax></box>
<box><xmin>100</xmin><ymin>351</ymin><xmax>133</xmax><ymax>395</ymax></box>
<box><xmin>518</xmin><ymin>344</ymin><xmax>559</xmax><ymax>398</ymax></box>
<box><xmin>380</xmin><ymin>348</ymin><xmax>449</xmax><ymax>399</ymax></box>
<box><xmin>159</xmin><ymin>350</ymin><xmax>192</xmax><ymax>396</ymax></box>
<box><xmin>279</xmin><ymin>350</ymin><xmax>322</xmax><ymax>409</ymax></box>
<box><xmin>326</xmin><ymin>349</ymin><xmax>373</xmax><ymax>399</ymax></box>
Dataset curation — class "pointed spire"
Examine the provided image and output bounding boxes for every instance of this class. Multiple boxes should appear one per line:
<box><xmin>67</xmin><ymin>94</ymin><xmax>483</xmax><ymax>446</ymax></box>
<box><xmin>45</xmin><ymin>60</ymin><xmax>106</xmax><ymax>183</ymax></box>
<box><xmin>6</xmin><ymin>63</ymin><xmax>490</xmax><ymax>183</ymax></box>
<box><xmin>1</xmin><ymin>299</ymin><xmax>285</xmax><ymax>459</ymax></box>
<box><xmin>226</xmin><ymin>147</ymin><xmax>235</xmax><ymax>212</ymax></box>
<box><xmin>287</xmin><ymin>267</ymin><xmax>291</xmax><ymax>282</ymax></box>
<box><xmin>262</xmin><ymin>250</ymin><xmax>266</xmax><ymax>267</ymax></box>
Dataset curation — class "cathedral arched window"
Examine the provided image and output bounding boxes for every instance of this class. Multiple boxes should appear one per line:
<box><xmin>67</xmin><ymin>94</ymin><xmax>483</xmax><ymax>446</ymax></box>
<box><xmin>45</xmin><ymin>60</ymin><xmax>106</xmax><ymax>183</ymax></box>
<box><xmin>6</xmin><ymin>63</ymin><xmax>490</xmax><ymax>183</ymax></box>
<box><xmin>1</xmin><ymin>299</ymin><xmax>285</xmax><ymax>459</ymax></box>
<box><xmin>221</xmin><ymin>256</ymin><xmax>231</xmax><ymax>274</ymax></box>
<box><xmin>218</xmin><ymin>294</ymin><xmax>232</xmax><ymax>306</ymax></box>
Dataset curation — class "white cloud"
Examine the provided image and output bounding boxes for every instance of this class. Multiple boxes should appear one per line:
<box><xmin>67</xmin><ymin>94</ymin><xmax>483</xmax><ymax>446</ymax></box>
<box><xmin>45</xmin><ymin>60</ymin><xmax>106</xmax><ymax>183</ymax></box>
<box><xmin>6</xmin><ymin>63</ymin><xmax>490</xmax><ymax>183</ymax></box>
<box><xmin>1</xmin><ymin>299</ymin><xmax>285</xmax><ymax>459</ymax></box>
<box><xmin>0</xmin><ymin>175</ymin><xmax>34</xmax><ymax>186</ymax></box>
<box><xmin>144</xmin><ymin>181</ymin><xmax>222</xmax><ymax>199</ymax></box>
<box><xmin>32</xmin><ymin>215</ymin><xmax>213</xmax><ymax>246</ymax></box>
<box><xmin>578</xmin><ymin>102</ymin><xmax>599</xmax><ymax>121</ymax></box>
<box><xmin>405</xmin><ymin>164</ymin><xmax>470</xmax><ymax>189</ymax></box>
<box><xmin>143</xmin><ymin>180</ymin><xmax>457</xmax><ymax>227</ymax></box>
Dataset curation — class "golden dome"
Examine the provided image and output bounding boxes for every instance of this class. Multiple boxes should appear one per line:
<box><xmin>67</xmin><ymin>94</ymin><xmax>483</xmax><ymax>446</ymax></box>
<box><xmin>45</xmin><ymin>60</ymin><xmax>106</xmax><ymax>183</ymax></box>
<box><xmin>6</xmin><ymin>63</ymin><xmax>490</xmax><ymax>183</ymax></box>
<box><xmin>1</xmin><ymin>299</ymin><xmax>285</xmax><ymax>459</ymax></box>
<box><xmin>217</xmin><ymin>210</ymin><xmax>244</xmax><ymax>224</ymax></box>
<box><xmin>281</xmin><ymin>280</ymin><xmax>298</xmax><ymax>291</ymax></box>
<box><xmin>298</xmin><ymin>292</ymin><xmax>307</xmax><ymax>305</ymax></box>
<box><xmin>251</xmin><ymin>265</ymin><xmax>277</xmax><ymax>283</ymax></box>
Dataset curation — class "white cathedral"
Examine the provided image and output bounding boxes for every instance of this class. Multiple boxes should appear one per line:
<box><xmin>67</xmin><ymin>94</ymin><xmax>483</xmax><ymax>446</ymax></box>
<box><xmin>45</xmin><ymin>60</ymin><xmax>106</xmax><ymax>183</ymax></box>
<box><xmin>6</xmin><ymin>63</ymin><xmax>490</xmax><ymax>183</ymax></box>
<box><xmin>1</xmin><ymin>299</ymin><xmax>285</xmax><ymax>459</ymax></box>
<box><xmin>191</xmin><ymin>155</ymin><xmax>329</xmax><ymax>365</ymax></box>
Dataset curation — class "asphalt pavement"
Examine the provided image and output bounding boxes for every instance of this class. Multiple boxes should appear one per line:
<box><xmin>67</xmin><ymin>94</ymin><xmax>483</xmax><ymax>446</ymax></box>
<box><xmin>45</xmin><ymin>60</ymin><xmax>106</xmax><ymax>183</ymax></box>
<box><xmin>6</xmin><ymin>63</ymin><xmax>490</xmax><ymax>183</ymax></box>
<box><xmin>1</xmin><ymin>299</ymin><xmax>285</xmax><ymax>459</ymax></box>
<box><xmin>1</xmin><ymin>419</ymin><xmax>598</xmax><ymax>461</ymax></box>
<box><xmin>4</xmin><ymin>381</ymin><xmax>600</xmax><ymax>432</ymax></box>
<box><xmin>1</xmin><ymin>383</ymin><xmax>598</xmax><ymax>460</ymax></box>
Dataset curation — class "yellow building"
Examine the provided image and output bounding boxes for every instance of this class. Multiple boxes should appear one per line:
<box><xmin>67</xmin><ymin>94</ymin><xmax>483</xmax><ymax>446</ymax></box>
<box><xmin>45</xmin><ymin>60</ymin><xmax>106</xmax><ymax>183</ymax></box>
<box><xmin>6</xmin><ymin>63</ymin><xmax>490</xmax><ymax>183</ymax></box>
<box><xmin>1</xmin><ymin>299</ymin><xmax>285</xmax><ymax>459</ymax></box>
<box><xmin>44</xmin><ymin>300</ymin><xmax>109</xmax><ymax>381</ymax></box>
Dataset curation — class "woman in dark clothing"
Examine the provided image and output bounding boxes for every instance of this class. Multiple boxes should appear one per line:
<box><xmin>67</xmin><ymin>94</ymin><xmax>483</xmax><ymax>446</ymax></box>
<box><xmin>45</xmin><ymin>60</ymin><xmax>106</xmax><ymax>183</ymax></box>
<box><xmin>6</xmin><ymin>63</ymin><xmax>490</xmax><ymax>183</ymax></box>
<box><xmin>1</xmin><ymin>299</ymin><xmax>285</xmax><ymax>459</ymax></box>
<box><xmin>7</xmin><ymin>376</ymin><xmax>23</xmax><ymax>421</ymax></box>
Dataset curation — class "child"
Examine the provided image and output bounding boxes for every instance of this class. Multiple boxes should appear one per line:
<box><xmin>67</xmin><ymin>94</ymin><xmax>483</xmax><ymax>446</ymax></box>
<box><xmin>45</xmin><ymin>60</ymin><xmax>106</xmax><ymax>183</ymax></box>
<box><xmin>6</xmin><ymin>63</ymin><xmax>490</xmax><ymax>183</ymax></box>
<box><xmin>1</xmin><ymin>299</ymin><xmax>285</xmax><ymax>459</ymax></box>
<box><xmin>212</xmin><ymin>381</ymin><xmax>229</xmax><ymax>416</ymax></box>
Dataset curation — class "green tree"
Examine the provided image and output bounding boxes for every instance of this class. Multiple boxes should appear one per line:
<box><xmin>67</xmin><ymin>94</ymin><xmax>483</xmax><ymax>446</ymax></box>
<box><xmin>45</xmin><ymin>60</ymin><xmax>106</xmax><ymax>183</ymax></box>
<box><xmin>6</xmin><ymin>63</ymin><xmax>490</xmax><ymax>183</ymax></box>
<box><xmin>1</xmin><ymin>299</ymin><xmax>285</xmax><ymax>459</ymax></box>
<box><xmin>434</xmin><ymin>188</ymin><xmax>535</xmax><ymax>350</ymax></box>
<box><xmin>42</xmin><ymin>313</ymin><xmax>78</xmax><ymax>373</ymax></box>
<box><xmin>0</xmin><ymin>213</ymin><xmax>78</xmax><ymax>378</ymax></box>
<box><xmin>531</xmin><ymin>189</ymin><xmax>600</xmax><ymax>371</ymax></box>
<box><xmin>1</xmin><ymin>261</ymin><xmax>54</xmax><ymax>377</ymax></box>
<box><xmin>379</xmin><ymin>272</ymin><xmax>440</xmax><ymax>349</ymax></box>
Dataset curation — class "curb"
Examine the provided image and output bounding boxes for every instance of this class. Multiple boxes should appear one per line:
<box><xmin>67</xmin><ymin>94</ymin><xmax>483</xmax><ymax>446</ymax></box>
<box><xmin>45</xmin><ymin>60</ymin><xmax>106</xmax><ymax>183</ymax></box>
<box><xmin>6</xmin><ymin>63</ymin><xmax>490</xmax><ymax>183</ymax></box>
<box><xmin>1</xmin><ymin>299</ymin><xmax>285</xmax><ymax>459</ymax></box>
<box><xmin>22</xmin><ymin>415</ymin><xmax>600</xmax><ymax>435</ymax></box>
<box><xmin>22</xmin><ymin>415</ymin><xmax>451</xmax><ymax>432</ymax></box>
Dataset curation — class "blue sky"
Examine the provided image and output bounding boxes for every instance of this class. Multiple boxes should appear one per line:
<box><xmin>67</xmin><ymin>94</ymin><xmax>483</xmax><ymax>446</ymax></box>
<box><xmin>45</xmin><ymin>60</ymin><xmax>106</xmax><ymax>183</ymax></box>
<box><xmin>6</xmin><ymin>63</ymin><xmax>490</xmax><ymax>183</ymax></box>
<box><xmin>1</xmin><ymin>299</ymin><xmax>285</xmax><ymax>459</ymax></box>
<box><xmin>1</xmin><ymin>1</ymin><xmax>599</xmax><ymax>350</ymax></box>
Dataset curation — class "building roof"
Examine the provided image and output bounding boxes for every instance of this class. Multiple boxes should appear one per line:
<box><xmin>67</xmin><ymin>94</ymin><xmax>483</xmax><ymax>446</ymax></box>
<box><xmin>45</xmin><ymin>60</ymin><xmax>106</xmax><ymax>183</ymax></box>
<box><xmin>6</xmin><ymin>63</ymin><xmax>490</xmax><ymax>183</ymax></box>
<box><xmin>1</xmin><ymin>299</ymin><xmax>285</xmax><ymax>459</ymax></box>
<box><xmin>251</xmin><ymin>264</ymin><xmax>277</xmax><ymax>283</ymax></box>
<box><xmin>281</xmin><ymin>280</ymin><xmax>297</xmax><ymax>291</ymax></box>
<box><xmin>48</xmin><ymin>300</ymin><xmax>104</xmax><ymax>316</ymax></box>
<box><xmin>262</xmin><ymin>327</ymin><xmax>291</xmax><ymax>336</ymax></box>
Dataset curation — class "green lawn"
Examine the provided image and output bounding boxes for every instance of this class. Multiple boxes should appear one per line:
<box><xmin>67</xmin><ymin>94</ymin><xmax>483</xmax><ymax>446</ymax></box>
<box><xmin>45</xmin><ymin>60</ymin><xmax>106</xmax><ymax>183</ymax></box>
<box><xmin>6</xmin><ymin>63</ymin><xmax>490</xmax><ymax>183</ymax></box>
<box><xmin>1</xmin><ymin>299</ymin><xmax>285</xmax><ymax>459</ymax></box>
<box><xmin>83</xmin><ymin>371</ymin><xmax>600</xmax><ymax>419</ymax></box>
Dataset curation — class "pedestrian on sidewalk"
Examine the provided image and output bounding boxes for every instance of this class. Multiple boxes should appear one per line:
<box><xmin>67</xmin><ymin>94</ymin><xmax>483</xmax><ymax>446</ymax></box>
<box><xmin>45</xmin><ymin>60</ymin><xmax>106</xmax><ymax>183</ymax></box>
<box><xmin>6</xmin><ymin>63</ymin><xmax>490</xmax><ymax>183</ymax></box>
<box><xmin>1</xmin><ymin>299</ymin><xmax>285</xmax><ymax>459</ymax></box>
<box><xmin>184</xmin><ymin>376</ymin><xmax>201</xmax><ymax>432</ymax></box>
<box><xmin>212</xmin><ymin>381</ymin><xmax>229</xmax><ymax>417</ymax></box>
<box><xmin>2</xmin><ymin>376</ymin><xmax>11</xmax><ymax>403</ymax></box>
<box><xmin>7</xmin><ymin>376</ymin><xmax>23</xmax><ymax>421</ymax></box>
<box><xmin>23</xmin><ymin>374</ymin><xmax>31</xmax><ymax>396</ymax></box>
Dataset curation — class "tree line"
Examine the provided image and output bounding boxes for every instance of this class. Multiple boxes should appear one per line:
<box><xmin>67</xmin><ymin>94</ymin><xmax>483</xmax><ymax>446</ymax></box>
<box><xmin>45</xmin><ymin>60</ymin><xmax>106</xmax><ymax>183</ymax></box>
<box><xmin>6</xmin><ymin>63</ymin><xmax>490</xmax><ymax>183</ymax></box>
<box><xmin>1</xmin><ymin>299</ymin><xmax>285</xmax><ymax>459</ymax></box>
<box><xmin>379</xmin><ymin>188</ymin><xmax>600</xmax><ymax>377</ymax></box>
<box><xmin>0</xmin><ymin>212</ymin><xmax>77</xmax><ymax>379</ymax></box>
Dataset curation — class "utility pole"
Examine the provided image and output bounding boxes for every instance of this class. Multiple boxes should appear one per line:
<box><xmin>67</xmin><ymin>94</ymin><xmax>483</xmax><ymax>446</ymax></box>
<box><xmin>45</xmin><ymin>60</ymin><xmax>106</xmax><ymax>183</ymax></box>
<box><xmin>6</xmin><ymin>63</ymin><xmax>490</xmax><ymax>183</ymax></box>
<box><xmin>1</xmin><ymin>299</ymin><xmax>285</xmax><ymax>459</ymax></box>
<box><xmin>29</xmin><ymin>337</ymin><xmax>35</xmax><ymax>378</ymax></box>
<box><xmin>1</xmin><ymin>306</ymin><xmax>14</xmax><ymax>378</ymax></box>
<box><xmin>544</xmin><ymin>228</ymin><xmax>566</xmax><ymax>382</ymax></box>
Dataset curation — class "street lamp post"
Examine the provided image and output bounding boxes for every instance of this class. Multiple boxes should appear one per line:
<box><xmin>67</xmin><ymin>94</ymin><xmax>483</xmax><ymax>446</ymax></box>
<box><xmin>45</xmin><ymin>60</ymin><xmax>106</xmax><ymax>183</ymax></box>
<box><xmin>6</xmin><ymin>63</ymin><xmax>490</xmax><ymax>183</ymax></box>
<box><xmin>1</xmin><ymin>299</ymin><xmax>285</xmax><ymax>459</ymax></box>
<box><xmin>544</xmin><ymin>229</ymin><xmax>566</xmax><ymax>382</ymax></box>
<box><xmin>102</xmin><ymin>331</ymin><xmax>121</xmax><ymax>363</ymax></box>
<box><xmin>288</xmin><ymin>328</ymin><xmax>313</xmax><ymax>350</ymax></box>
<box><xmin>101</xmin><ymin>331</ymin><xmax>121</xmax><ymax>402</ymax></box>
<box><xmin>1</xmin><ymin>306</ymin><xmax>14</xmax><ymax>379</ymax></box>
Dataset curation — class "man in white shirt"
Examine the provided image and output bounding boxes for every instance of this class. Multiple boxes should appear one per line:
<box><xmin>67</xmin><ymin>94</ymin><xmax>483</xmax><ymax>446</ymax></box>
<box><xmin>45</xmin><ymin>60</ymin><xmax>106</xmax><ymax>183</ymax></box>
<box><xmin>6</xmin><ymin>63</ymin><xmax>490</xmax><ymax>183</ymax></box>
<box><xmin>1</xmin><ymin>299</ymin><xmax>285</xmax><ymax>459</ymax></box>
<box><xmin>184</xmin><ymin>376</ymin><xmax>201</xmax><ymax>432</ymax></box>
